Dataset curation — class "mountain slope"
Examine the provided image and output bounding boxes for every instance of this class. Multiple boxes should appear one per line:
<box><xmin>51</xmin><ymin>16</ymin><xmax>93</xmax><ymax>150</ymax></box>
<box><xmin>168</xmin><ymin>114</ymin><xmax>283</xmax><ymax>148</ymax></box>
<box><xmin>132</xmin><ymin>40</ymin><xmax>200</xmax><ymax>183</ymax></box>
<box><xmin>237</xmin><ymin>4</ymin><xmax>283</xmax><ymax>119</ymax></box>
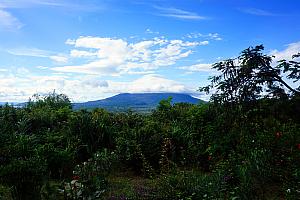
<box><xmin>73</xmin><ymin>93</ymin><xmax>204</xmax><ymax>111</ymax></box>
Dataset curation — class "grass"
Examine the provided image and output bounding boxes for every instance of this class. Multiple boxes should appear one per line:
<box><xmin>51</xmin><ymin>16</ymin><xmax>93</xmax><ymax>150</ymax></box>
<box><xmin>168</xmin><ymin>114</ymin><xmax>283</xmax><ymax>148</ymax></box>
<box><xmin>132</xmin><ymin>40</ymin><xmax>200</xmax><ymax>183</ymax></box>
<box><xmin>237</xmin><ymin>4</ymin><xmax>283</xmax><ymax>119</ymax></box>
<box><xmin>105</xmin><ymin>169</ymin><xmax>157</xmax><ymax>199</ymax></box>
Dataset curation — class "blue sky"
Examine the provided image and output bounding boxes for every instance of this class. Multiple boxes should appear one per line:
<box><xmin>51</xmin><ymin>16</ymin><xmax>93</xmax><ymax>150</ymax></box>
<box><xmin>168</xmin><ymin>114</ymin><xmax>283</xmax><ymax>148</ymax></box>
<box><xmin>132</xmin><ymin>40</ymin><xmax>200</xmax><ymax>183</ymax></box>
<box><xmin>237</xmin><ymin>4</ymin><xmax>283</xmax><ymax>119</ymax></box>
<box><xmin>0</xmin><ymin>0</ymin><xmax>299</xmax><ymax>102</ymax></box>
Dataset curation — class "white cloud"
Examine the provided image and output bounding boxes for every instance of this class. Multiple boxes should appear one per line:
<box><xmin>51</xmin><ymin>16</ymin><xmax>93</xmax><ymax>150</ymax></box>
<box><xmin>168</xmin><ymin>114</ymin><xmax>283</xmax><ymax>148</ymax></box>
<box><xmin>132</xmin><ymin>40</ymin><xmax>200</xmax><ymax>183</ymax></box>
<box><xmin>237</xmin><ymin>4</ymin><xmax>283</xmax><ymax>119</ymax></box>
<box><xmin>271</xmin><ymin>42</ymin><xmax>300</xmax><ymax>62</ymax></box>
<box><xmin>65</xmin><ymin>39</ymin><xmax>75</xmax><ymax>45</ymax></box>
<box><xmin>0</xmin><ymin>70</ymin><xmax>68</xmax><ymax>102</ymax></box>
<box><xmin>16</xmin><ymin>67</ymin><xmax>30</xmax><ymax>74</ymax></box>
<box><xmin>7</xmin><ymin>47</ymin><xmax>51</xmax><ymax>57</ymax></box>
<box><xmin>126</xmin><ymin>70</ymin><xmax>155</xmax><ymax>75</ymax></box>
<box><xmin>0</xmin><ymin>68</ymin><xmax>194</xmax><ymax>102</ymax></box>
<box><xmin>0</xmin><ymin>35</ymin><xmax>213</xmax><ymax>102</ymax></box>
<box><xmin>179</xmin><ymin>63</ymin><xmax>213</xmax><ymax>72</ymax></box>
<box><xmin>54</xmin><ymin>36</ymin><xmax>204</xmax><ymax>75</ymax></box>
<box><xmin>125</xmin><ymin>74</ymin><xmax>191</xmax><ymax>93</ymax></box>
<box><xmin>145</xmin><ymin>28</ymin><xmax>159</xmax><ymax>34</ymax></box>
<box><xmin>82</xmin><ymin>78</ymin><xmax>108</xmax><ymax>88</ymax></box>
<box><xmin>199</xmin><ymin>41</ymin><xmax>209</xmax><ymax>45</ymax></box>
<box><xmin>71</xmin><ymin>36</ymin><xmax>128</xmax><ymax>50</ymax></box>
<box><xmin>50</xmin><ymin>55</ymin><xmax>68</xmax><ymax>63</ymax></box>
<box><xmin>207</xmin><ymin>33</ymin><xmax>222</xmax><ymax>41</ymax></box>
<box><xmin>186</xmin><ymin>32</ymin><xmax>222</xmax><ymax>41</ymax></box>
<box><xmin>36</xmin><ymin>66</ymin><xmax>48</xmax><ymax>69</ymax></box>
<box><xmin>52</xmin><ymin>60</ymin><xmax>120</xmax><ymax>75</ymax></box>
<box><xmin>68</xmin><ymin>74</ymin><xmax>194</xmax><ymax>102</ymax></box>
<box><xmin>70</xmin><ymin>50</ymin><xmax>97</xmax><ymax>58</ymax></box>
<box><xmin>155</xmin><ymin>6</ymin><xmax>207</xmax><ymax>20</ymax></box>
<box><xmin>0</xmin><ymin>9</ymin><xmax>23</xmax><ymax>31</ymax></box>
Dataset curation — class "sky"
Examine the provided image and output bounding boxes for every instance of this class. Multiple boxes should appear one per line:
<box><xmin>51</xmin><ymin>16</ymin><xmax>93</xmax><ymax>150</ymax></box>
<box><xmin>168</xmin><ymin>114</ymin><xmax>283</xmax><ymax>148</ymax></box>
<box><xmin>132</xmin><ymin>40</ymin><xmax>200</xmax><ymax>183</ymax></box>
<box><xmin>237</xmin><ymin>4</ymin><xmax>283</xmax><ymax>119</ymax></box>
<box><xmin>0</xmin><ymin>0</ymin><xmax>300</xmax><ymax>102</ymax></box>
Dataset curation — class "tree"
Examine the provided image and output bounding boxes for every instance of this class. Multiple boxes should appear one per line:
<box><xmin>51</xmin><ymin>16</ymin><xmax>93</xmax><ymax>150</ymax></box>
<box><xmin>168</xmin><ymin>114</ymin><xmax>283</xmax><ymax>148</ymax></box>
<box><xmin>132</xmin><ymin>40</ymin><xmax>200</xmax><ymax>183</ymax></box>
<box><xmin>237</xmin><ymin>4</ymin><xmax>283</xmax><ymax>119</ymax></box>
<box><xmin>28</xmin><ymin>91</ymin><xmax>72</xmax><ymax>109</ymax></box>
<box><xmin>199</xmin><ymin>45</ymin><xmax>300</xmax><ymax>104</ymax></box>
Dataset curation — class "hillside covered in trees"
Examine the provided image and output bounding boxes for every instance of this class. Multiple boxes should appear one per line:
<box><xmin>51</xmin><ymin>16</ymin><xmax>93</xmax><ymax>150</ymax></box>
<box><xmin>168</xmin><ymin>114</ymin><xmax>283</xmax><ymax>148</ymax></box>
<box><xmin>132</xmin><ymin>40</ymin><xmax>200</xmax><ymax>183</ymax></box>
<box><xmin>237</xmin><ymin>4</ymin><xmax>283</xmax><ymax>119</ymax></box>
<box><xmin>72</xmin><ymin>93</ymin><xmax>203</xmax><ymax>112</ymax></box>
<box><xmin>0</xmin><ymin>46</ymin><xmax>300</xmax><ymax>199</ymax></box>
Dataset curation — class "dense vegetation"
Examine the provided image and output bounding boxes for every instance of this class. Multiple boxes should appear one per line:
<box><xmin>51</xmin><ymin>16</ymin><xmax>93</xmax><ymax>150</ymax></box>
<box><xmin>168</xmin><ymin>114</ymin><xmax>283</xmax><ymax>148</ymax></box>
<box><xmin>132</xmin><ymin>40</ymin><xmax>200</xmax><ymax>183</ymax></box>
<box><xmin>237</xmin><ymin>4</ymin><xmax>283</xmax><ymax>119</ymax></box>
<box><xmin>0</xmin><ymin>45</ymin><xmax>299</xmax><ymax>199</ymax></box>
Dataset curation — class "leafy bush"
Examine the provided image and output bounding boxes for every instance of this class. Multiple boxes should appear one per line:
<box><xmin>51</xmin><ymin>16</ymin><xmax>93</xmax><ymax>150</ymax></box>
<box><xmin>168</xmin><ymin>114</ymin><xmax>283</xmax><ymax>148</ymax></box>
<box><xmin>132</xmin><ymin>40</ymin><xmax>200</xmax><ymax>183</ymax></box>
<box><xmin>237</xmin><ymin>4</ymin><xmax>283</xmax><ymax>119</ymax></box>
<box><xmin>63</xmin><ymin>149</ymin><xmax>117</xmax><ymax>199</ymax></box>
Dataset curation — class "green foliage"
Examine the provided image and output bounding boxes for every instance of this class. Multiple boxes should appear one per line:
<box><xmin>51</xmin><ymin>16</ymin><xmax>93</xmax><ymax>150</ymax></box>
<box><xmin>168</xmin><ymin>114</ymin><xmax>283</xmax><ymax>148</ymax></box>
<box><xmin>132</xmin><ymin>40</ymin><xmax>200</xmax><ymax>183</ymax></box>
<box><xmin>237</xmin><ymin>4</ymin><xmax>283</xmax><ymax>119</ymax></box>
<box><xmin>155</xmin><ymin>170</ymin><xmax>227</xmax><ymax>199</ymax></box>
<box><xmin>28</xmin><ymin>91</ymin><xmax>72</xmax><ymax>110</ymax></box>
<box><xmin>63</xmin><ymin>149</ymin><xmax>117</xmax><ymax>199</ymax></box>
<box><xmin>157</xmin><ymin>96</ymin><xmax>172</xmax><ymax>112</ymax></box>
<box><xmin>200</xmin><ymin>45</ymin><xmax>300</xmax><ymax>104</ymax></box>
<box><xmin>1</xmin><ymin>47</ymin><xmax>300</xmax><ymax>200</ymax></box>
<box><xmin>0</xmin><ymin>185</ymin><xmax>13</xmax><ymax>200</ymax></box>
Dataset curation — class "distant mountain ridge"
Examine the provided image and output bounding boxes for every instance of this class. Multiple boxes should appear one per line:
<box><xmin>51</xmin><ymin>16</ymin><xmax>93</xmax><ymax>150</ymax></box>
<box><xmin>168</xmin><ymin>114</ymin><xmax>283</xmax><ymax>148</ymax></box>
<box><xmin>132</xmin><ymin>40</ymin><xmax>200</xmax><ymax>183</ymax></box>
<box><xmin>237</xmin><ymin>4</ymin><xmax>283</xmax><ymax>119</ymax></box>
<box><xmin>0</xmin><ymin>102</ymin><xmax>17</xmax><ymax>106</ymax></box>
<box><xmin>73</xmin><ymin>93</ymin><xmax>204</xmax><ymax>112</ymax></box>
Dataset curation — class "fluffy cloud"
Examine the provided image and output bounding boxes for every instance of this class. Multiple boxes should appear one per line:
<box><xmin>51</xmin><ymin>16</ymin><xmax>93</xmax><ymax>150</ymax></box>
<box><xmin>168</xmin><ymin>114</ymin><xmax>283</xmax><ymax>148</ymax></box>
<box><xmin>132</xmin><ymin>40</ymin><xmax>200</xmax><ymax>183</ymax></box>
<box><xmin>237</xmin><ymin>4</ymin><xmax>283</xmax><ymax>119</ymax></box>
<box><xmin>186</xmin><ymin>32</ymin><xmax>222</xmax><ymax>41</ymax></box>
<box><xmin>52</xmin><ymin>60</ymin><xmax>120</xmax><ymax>75</ymax></box>
<box><xmin>50</xmin><ymin>55</ymin><xmax>68</xmax><ymax>63</ymax></box>
<box><xmin>70</xmin><ymin>50</ymin><xmax>97</xmax><ymax>58</ymax></box>
<box><xmin>53</xmin><ymin>36</ymin><xmax>207</xmax><ymax>75</ymax></box>
<box><xmin>271</xmin><ymin>42</ymin><xmax>300</xmax><ymax>62</ymax></box>
<box><xmin>0</xmin><ymin>73</ymin><xmax>67</xmax><ymax>102</ymax></box>
<box><xmin>83</xmin><ymin>79</ymin><xmax>108</xmax><ymax>88</ymax></box>
<box><xmin>125</xmin><ymin>74</ymin><xmax>190</xmax><ymax>93</ymax></box>
<box><xmin>0</xmin><ymin>68</ymin><xmax>193</xmax><ymax>102</ymax></box>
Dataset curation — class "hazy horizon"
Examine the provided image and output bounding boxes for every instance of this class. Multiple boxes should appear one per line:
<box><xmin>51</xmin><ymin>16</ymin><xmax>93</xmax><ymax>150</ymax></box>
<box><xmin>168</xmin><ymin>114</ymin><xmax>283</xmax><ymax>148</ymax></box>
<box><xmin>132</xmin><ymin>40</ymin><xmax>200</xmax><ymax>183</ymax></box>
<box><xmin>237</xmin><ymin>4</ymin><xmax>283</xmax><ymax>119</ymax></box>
<box><xmin>0</xmin><ymin>92</ymin><xmax>203</xmax><ymax>103</ymax></box>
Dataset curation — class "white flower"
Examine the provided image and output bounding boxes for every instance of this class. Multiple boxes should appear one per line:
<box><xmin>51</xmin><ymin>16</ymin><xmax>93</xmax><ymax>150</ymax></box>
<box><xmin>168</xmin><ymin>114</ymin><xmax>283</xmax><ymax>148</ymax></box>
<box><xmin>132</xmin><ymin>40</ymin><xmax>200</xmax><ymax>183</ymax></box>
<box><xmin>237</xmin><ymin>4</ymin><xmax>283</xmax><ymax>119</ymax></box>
<box><xmin>287</xmin><ymin>189</ymin><xmax>291</xmax><ymax>193</ymax></box>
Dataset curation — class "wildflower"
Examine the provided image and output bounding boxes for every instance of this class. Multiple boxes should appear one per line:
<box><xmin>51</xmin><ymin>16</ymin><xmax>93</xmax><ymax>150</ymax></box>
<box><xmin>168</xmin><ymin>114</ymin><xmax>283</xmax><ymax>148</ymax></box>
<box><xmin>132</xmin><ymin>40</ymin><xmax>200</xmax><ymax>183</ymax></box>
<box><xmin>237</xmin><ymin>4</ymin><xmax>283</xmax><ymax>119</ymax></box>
<box><xmin>275</xmin><ymin>132</ymin><xmax>282</xmax><ymax>138</ymax></box>
<box><xmin>286</xmin><ymin>188</ymin><xmax>291</xmax><ymax>193</ymax></box>
<box><xmin>71</xmin><ymin>180</ymin><xmax>77</xmax><ymax>185</ymax></box>
<box><xmin>73</xmin><ymin>175</ymin><xmax>80</xmax><ymax>180</ymax></box>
